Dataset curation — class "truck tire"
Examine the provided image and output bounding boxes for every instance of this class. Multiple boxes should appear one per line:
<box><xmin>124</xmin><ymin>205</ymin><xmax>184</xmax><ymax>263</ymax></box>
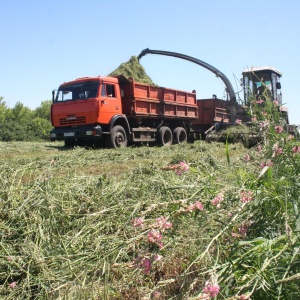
<box><xmin>108</xmin><ymin>125</ymin><xmax>128</xmax><ymax>148</ymax></box>
<box><xmin>173</xmin><ymin>127</ymin><xmax>187</xmax><ymax>144</ymax></box>
<box><xmin>158</xmin><ymin>126</ymin><xmax>173</xmax><ymax>146</ymax></box>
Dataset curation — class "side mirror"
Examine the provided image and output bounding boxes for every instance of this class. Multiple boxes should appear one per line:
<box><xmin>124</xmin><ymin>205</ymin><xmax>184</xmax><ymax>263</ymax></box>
<box><xmin>52</xmin><ymin>90</ymin><xmax>56</xmax><ymax>103</ymax></box>
<box><xmin>276</xmin><ymin>82</ymin><xmax>281</xmax><ymax>89</ymax></box>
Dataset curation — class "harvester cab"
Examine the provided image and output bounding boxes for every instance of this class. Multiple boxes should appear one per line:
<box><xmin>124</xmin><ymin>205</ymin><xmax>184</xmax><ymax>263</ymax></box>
<box><xmin>242</xmin><ymin>66</ymin><xmax>282</xmax><ymax>105</ymax></box>
<box><xmin>242</xmin><ymin>66</ymin><xmax>290</xmax><ymax>125</ymax></box>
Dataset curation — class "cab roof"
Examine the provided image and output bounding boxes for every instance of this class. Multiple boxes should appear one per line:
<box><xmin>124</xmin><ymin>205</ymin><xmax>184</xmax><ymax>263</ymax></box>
<box><xmin>242</xmin><ymin>66</ymin><xmax>282</xmax><ymax>77</ymax></box>
<box><xmin>62</xmin><ymin>75</ymin><xmax>129</xmax><ymax>86</ymax></box>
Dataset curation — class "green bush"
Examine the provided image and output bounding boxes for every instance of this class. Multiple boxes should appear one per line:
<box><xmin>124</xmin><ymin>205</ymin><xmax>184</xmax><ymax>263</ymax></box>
<box><xmin>0</xmin><ymin>100</ymin><xmax>52</xmax><ymax>141</ymax></box>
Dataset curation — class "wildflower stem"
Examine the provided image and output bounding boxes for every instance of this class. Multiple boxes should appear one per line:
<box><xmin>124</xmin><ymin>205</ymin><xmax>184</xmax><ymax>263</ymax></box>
<box><xmin>184</xmin><ymin>203</ymin><xmax>247</xmax><ymax>273</ymax></box>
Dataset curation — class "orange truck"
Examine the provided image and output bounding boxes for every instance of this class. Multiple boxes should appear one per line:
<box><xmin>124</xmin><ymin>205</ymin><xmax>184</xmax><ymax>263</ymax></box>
<box><xmin>50</xmin><ymin>75</ymin><xmax>198</xmax><ymax>147</ymax></box>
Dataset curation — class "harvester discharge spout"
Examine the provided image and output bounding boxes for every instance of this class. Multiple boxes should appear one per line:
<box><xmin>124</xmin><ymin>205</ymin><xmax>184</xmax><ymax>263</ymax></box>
<box><xmin>138</xmin><ymin>48</ymin><xmax>237</xmax><ymax>122</ymax></box>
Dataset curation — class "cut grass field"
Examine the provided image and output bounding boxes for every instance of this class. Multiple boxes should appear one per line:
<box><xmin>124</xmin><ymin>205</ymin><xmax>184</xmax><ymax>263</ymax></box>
<box><xmin>0</xmin><ymin>140</ymin><xmax>299</xmax><ymax>299</ymax></box>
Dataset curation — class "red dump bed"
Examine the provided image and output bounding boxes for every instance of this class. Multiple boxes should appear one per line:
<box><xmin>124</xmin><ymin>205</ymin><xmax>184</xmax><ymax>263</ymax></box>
<box><xmin>193</xmin><ymin>98</ymin><xmax>229</xmax><ymax>126</ymax></box>
<box><xmin>119</xmin><ymin>77</ymin><xmax>198</xmax><ymax>120</ymax></box>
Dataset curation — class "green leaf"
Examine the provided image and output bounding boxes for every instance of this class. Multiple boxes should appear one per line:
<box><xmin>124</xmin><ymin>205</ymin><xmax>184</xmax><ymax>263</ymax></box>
<box><xmin>225</xmin><ymin>133</ymin><xmax>230</xmax><ymax>165</ymax></box>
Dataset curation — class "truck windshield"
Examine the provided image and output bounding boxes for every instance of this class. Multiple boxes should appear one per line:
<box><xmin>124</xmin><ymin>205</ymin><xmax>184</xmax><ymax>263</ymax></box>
<box><xmin>55</xmin><ymin>81</ymin><xmax>99</xmax><ymax>102</ymax></box>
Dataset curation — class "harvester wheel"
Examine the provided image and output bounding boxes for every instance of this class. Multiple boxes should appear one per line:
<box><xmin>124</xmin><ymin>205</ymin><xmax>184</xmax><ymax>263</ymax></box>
<box><xmin>108</xmin><ymin>125</ymin><xmax>128</xmax><ymax>148</ymax></box>
<box><xmin>173</xmin><ymin>127</ymin><xmax>187</xmax><ymax>144</ymax></box>
<box><xmin>158</xmin><ymin>126</ymin><xmax>173</xmax><ymax>146</ymax></box>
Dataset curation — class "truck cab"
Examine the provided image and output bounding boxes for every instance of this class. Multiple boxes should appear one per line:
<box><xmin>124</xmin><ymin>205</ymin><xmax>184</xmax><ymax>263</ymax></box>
<box><xmin>50</xmin><ymin>76</ymin><xmax>125</xmax><ymax>146</ymax></box>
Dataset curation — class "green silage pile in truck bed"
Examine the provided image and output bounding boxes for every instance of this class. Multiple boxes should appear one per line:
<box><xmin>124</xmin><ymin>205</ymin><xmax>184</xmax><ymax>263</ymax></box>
<box><xmin>108</xmin><ymin>56</ymin><xmax>156</xmax><ymax>86</ymax></box>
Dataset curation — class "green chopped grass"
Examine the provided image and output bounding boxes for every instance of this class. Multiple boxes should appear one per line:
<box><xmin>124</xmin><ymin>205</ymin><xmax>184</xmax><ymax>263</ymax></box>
<box><xmin>108</xmin><ymin>56</ymin><xmax>156</xmax><ymax>85</ymax></box>
<box><xmin>0</xmin><ymin>140</ymin><xmax>299</xmax><ymax>299</ymax></box>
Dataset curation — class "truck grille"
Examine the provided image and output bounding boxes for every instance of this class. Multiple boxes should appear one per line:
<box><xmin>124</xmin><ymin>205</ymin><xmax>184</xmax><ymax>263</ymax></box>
<box><xmin>60</xmin><ymin>116</ymin><xmax>86</xmax><ymax>125</ymax></box>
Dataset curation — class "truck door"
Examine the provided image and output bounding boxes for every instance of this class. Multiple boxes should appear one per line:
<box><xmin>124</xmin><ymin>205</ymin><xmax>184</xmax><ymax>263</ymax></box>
<box><xmin>99</xmin><ymin>83</ymin><xmax>121</xmax><ymax>124</ymax></box>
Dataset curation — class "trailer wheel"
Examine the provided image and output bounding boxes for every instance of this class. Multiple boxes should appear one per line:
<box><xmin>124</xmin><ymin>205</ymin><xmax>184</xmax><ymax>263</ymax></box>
<box><xmin>108</xmin><ymin>125</ymin><xmax>128</xmax><ymax>148</ymax></box>
<box><xmin>158</xmin><ymin>126</ymin><xmax>173</xmax><ymax>146</ymax></box>
<box><xmin>173</xmin><ymin>127</ymin><xmax>187</xmax><ymax>144</ymax></box>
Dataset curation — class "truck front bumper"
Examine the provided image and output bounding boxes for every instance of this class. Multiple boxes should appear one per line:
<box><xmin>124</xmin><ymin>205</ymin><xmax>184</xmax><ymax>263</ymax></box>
<box><xmin>50</xmin><ymin>125</ymin><xmax>103</xmax><ymax>141</ymax></box>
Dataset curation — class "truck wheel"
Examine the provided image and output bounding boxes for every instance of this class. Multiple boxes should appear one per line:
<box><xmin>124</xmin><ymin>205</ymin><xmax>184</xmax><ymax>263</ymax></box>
<box><xmin>158</xmin><ymin>126</ymin><xmax>173</xmax><ymax>146</ymax></box>
<box><xmin>108</xmin><ymin>125</ymin><xmax>128</xmax><ymax>148</ymax></box>
<box><xmin>173</xmin><ymin>127</ymin><xmax>187</xmax><ymax>144</ymax></box>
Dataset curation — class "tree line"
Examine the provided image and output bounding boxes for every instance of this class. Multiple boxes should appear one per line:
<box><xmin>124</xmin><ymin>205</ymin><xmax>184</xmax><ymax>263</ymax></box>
<box><xmin>0</xmin><ymin>97</ymin><xmax>53</xmax><ymax>141</ymax></box>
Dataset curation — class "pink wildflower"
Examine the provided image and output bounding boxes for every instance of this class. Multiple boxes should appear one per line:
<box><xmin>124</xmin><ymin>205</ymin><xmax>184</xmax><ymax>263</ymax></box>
<box><xmin>175</xmin><ymin>161</ymin><xmax>189</xmax><ymax>175</ymax></box>
<box><xmin>238</xmin><ymin>224</ymin><xmax>248</xmax><ymax>236</ymax></box>
<box><xmin>154</xmin><ymin>254</ymin><xmax>163</xmax><ymax>261</ymax></box>
<box><xmin>194</xmin><ymin>200</ymin><xmax>204</xmax><ymax>210</ymax></box>
<box><xmin>231</xmin><ymin>232</ymin><xmax>241</xmax><ymax>238</ymax></box>
<box><xmin>152</xmin><ymin>291</ymin><xmax>162</xmax><ymax>299</ymax></box>
<box><xmin>287</xmin><ymin>135</ymin><xmax>294</xmax><ymax>141</ymax></box>
<box><xmin>8</xmin><ymin>282</ymin><xmax>17</xmax><ymax>289</ymax></box>
<box><xmin>232</xmin><ymin>220</ymin><xmax>253</xmax><ymax>238</ymax></box>
<box><xmin>261</xmin><ymin>160</ymin><xmax>274</xmax><ymax>168</ymax></box>
<box><xmin>292</xmin><ymin>146</ymin><xmax>300</xmax><ymax>153</ymax></box>
<box><xmin>6</xmin><ymin>257</ymin><xmax>13</xmax><ymax>261</ymax></box>
<box><xmin>132</xmin><ymin>217</ymin><xmax>144</xmax><ymax>228</ymax></box>
<box><xmin>142</xmin><ymin>258</ymin><xmax>152</xmax><ymax>274</ymax></box>
<box><xmin>148</xmin><ymin>230</ymin><xmax>163</xmax><ymax>248</ymax></box>
<box><xmin>134</xmin><ymin>256</ymin><xmax>152</xmax><ymax>274</ymax></box>
<box><xmin>156</xmin><ymin>217</ymin><xmax>173</xmax><ymax>231</ymax></box>
<box><xmin>273</xmin><ymin>100</ymin><xmax>279</xmax><ymax>106</ymax></box>
<box><xmin>211</xmin><ymin>192</ymin><xmax>224</xmax><ymax>208</ymax></box>
<box><xmin>275</xmin><ymin>126</ymin><xmax>284</xmax><ymax>134</ymax></box>
<box><xmin>273</xmin><ymin>147</ymin><xmax>283</xmax><ymax>157</ymax></box>
<box><xmin>244</xmin><ymin>154</ymin><xmax>250</xmax><ymax>162</ymax></box>
<box><xmin>179</xmin><ymin>161</ymin><xmax>189</xmax><ymax>171</ymax></box>
<box><xmin>186</xmin><ymin>200</ymin><xmax>204</xmax><ymax>212</ymax></box>
<box><xmin>256</xmin><ymin>98</ymin><xmax>264</xmax><ymax>104</ymax></box>
<box><xmin>257</xmin><ymin>145</ymin><xmax>262</xmax><ymax>152</ymax></box>
<box><xmin>203</xmin><ymin>282</ymin><xmax>220</xmax><ymax>298</ymax></box>
<box><xmin>259</xmin><ymin>121</ymin><xmax>269</xmax><ymax>131</ymax></box>
<box><xmin>260</xmin><ymin>161</ymin><xmax>266</xmax><ymax>168</ymax></box>
<box><xmin>161</xmin><ymin>161</ymin><xmax>189</xmax><ymax>175</ymax></box>
<box><xmin>240</xmin><ymin>191</ymin><xmax>253</xmax><ymax>203</ymax></box>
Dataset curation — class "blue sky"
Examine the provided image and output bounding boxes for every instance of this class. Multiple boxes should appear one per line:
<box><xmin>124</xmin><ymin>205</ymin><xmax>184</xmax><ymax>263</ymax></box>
<box><xmin>1</xmin><ymin>0</ymin><xmax>300</xmax><ymax>124</ymax></box>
